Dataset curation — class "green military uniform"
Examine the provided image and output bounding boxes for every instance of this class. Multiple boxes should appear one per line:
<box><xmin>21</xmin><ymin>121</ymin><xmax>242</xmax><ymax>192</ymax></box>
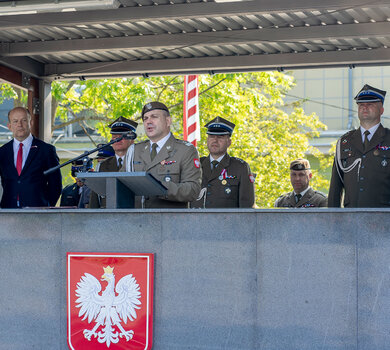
<box><xmin>274</xmin><ymin>187</ymin><xmax>327</xmax><ymax>208</ymax></box>
<box><xmin>89</xmin><ymin>156</ymin><xmax>121</xmax><ymax>208</ymax></box>
<box><xmin>132</xmin><ymin>134</ymin><xmax>201</xmax><ymax>208</ymax></box>
<box><xmin>328</xmin><ymin>125</ymin><xmax>390</xmax><ymax>207</ymax></box>
<box><xmin>191</xmin><ymin>154</ymin><xmax>255</xmax><ymax>208</ymax></box>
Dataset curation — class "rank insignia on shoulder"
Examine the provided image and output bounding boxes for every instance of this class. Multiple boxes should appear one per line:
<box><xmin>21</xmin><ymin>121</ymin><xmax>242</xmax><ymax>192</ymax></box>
<box><xmin>166</xmin><ymin>145</ymin><xmax>172</xmax><ymax>150</ymax></box>
<box><xmin>342</xmin><ymin>139</ymin><xmax>348</xmax><ymax>144</ymax></box>
<box><xmin>249</xmin><ymin>174</ymin><xmax>255</xmax><ymax>183</ymax></box>
<box><xmin>193</xmin><ymin>159</ymin><xmax>200</xmax><ymax>168</ymax></box>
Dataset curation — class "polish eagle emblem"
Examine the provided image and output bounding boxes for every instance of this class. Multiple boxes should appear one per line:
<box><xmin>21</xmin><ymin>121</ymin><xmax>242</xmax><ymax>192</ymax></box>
<box><xmin>75</xmin><ymin>266</ymin><xmax>141</xmax><ymax>347</ymax></box>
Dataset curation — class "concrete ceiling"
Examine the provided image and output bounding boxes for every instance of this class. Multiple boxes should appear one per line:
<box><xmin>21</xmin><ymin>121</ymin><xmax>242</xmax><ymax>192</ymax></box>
<box><xmin>0</xmin><ymin>0</ymin><xmax>390</xmax><ymax>80</ymax></box>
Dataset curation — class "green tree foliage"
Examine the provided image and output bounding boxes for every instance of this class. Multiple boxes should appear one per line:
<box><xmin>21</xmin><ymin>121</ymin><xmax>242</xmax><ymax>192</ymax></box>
<box><xmin>1</xmin><ymin>72</ymin><xmax>329</xmax><ymax>207</ymax></box>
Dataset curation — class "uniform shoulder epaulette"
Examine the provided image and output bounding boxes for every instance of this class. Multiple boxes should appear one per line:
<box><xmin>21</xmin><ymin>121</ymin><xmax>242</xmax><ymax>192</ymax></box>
<box><xmin>175</xmin><ymin>139</ymin><xmax>193</xmax><ymax>147</ymax></box>
<box><xmin>231</xmin><ymin>156</ymin><xmax>247</xmax><ymax>164</ymax></box>
<box><xmin>314</xmin><ymin>190</ymin><xmax>327</xmax><ymax>198</ymax></box>
<box><xmin>136</xmin><ymin>139</ymin><xmax>149</xmax><ymax>145</ymax></box>
<box><xmin>340</xmin><ymin>129</ymin><xmax>356</xmax><ymax>139</ymax></box>
<box><xmin>134</xmin><ymin>140</ymin><xmax>149</xmax><ymax>149</ymax></box>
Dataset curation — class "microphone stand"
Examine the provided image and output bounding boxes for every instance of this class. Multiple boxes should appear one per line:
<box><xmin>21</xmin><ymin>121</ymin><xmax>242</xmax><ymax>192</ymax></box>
<box><xmin>43</xmin><ymin>132</ymin><xmax>136</xmax><ymax>176</ymax></box>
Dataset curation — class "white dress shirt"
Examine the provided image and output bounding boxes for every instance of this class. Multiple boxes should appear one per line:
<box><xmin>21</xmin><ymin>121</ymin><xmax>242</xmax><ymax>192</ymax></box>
<box><xmin>149</xmin><ymin>132</ymin><xmax>172</xmax><ymax>154</ymax></box>
<box><xmin>360</xmin><ymin>123</ymin><xmax>380</xmax><ymax>142</ymax></box>
<box><xmin>13</xmin><ymin>133</ymin><xmax>33</xmax><ymax>169</ymax></box>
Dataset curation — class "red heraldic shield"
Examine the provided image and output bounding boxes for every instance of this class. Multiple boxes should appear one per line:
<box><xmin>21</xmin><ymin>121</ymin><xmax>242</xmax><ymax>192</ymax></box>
<box><xmin>67</xmin><ymin>253</ymin><xmax>154</xmax><ymax>350</ymax></box>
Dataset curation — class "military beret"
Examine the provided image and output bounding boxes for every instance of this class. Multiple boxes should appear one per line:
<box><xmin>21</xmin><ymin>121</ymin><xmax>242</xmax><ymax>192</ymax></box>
<box><xmin>354</xmin><ymin>84</ymin><xmax>386</xmax><ymax>103</ymax></box>
<box><xmin>205</xmin><ymin>116</ymin><xmax>235</xmax><ymax>136</ymax></box>
<box><xmin>109</xmin><ymin>116</ymin><xmax>138</xmax><ymax>135</ymax></box>
<box><xmin>290</xmin><ymin>158</ymin><xmax>311</xmax><ymax>171</ymax></box>
<box><xmin>141</xmin><ymin>101</ymin><xmax>170</xmax><ymax>117</ymax></box>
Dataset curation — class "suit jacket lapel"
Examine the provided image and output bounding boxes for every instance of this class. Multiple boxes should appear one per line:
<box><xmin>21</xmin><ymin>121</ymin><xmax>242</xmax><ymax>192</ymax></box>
<box><xmin>6</xmin><ymin>141</ymin><xmax>18</xmax><ymax>176</ymax></box>
<box><xmin>140</xmin><ymin>142</ymin><xmax>151</xmax><ymax>168</ymax></box>
<box><xmin>299</xmin><ymin>188</ymin><xmax>313</xmax><ymax>205</ymax></box>
<box><xmin>209</xmin><ymin>153</ymin><xmax>230</xmax><ymax>181</ymax></box>
<box><xmin>288</xmin><ymin>192</ymin><xmax>296</xmax><ymax>207</ymax></box>
<box><xmin>20</xmin><ymin>137</ymin><xmax>39</xmax><ymax>176</ymax></box>
<box><xmin>349</xmin><ymin>129</ymin><xmax>364</xmax><ymax>154</ymax></box>
<box><xmin>145</xmin><ymin>134</ymin><xmax>175</xmax><ymax>171</ymax></box>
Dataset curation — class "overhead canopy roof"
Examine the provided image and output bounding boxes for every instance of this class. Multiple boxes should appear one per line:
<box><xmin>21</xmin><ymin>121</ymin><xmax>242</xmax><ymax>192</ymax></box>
<box><xmin>0</xmin><ymin>0</ymin><xmax>390</xmax><ymax>81</ymax></box>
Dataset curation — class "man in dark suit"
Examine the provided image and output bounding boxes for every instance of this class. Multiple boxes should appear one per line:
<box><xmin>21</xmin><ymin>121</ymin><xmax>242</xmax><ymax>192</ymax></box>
<box><xmin>274</xmin><ymin>159</ymin><xmax>327</xmax><ymax>208</ymax></box>
<box><xmin>0</xmin><ymin>107</ymin><xmax>62</xmax><ymax>208</ymax></box>
<box><xmin>191</xmin><ymin>116</ymin><xmax>255</xmax><ymax>208</ymax></box>
<box><xmin>328</xmin><ymin>84</ymin><xmax>390</xmax><ymax>207</ymax></box>
<box><xmin>89</xmin><ymin>116</ymin><xmax>137</xmax><ymax>208</ymax></box>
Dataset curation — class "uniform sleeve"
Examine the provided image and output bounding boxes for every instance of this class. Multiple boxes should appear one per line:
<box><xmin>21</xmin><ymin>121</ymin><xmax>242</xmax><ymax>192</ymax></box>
<box><xmin>163</xmin><ymin>145</ymin><xmax>202</xmax><ymax>203</ymax></box>
<box><xmin>238</xmin><ymin>162</ymin><xmax>255</xmax><ymax>208</ymax></box>
<box><xmin>46</xmin><ymin>145</ymin><xmax>62</xmax><ymax>206</ymax></box>
<box><xmin>318</xmin><ymin>195</ymin><xmax>328</xmax><ymax>207</ymax></box>
<box><xmin>328</xmin><ymin>158</ymin><xmax>343</xmax><ymax>207</ymax></box>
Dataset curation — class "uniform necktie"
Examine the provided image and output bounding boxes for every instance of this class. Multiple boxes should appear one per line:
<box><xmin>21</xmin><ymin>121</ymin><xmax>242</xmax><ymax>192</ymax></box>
<box><xmin>16</xmin><ymin>143</ymin><xmax>23</xmax><ymax>175</ymax></box>
<box><xmin>211</xmin><ymin>160</ymin><xmax>219</xmax><ymax>170</ymax></box>
<box><xmin>150</xmin><ymin>143</ymin><xmax>158</xmax><ymax>161</ymax></box>
<box><xmin>363</xmin><ymin>130</ymin><xmax>370</xmax><ymax>151</ymax></box>
<box><xmin>118</xmin><ymin>157</ymin><xmax>123</xmax><ymax>169</ymax></box>
<box><xmin>295</xmin><ymin>193</ymin><xmax>302</xmax><ymax>203</ymax></box>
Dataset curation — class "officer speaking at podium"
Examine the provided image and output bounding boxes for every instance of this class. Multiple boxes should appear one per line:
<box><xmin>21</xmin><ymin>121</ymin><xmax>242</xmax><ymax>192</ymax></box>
<box><xmin>126</xmin><ymin>101</ymin><xmax>201</xmax><ymax>208</ymax></box>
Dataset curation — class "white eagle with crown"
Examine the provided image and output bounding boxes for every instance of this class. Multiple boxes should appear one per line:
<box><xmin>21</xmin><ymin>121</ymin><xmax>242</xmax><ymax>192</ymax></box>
<box><xmin>75</xmin><ymin>265</ymin><xmax>141</xmax><ymax>347</ymax></box>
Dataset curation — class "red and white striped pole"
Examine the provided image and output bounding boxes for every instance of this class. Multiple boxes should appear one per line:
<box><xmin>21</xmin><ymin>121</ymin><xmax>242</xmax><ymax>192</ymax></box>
<box><xmin>183</xmin><ymin>75</ymin><xmax>200</xmax><ymax>147</ymax></box>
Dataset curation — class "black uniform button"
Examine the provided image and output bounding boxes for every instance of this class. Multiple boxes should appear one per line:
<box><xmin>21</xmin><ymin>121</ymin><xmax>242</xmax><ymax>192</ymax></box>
<box><xmin>207</xmin><ymin>184</ymin><xmax>211</xmax><ymax>187</ymax></box>
<box><xmin>361</xmin><ymin>165</ymin><xmax>365</xmax><ymax>169</ymax></box>
<box><xmin>360</xmin><ymin>177</ymin><xmax>364</xmax><ymax>180</ymax></box>
<box><xmin>17</xmin><ymin>180</ymin><xmax>21</xmax><ymax>184</ymax></box>
<box><xmin>360</xmin><ymin>188</ymin><xmax>364</xmax><ymax>192</ymax></box>
<box><xmin>362</xmin><ymin>155</ymin><xmax>366</xmax><ymax>159</ymax></box>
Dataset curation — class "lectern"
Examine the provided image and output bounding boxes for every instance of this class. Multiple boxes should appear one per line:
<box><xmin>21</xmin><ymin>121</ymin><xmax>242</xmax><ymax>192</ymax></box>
<box><xmin>77</xmin><ymin>171</ymin><xmax>167</xmax><ymax>208</ymax></box>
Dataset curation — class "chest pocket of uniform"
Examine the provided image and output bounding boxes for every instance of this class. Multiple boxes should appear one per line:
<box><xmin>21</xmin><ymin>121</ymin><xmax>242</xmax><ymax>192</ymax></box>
<box><xmin>226</xmin><ymin>178</ymin><xmax>239</xmax><ymax>187</ymax></box>
<box><xmin>375</xmin><ymin>150</ymin><xmax>390</xmax><ymax>172</ymax></box>
<box><xmin>340</xmin><ymin>150</ymin><xmax>356</xmax><ymax>168</ymax></box>
<box><xmin>157</xmin><ymin>163</ymin><xmax>180</xmax><ymax>181</ymax></box>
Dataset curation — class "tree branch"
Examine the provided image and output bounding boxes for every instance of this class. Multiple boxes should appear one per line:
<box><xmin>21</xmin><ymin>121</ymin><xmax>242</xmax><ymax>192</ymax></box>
<box><xmin>168</xmin><ymin>77</ymin><xmax>227</xmax><ymax>110</ymax></box>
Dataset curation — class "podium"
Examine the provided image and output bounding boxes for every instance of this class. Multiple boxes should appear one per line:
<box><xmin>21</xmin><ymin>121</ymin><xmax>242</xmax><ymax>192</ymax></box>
<box><xmin>77</xmin><ymin>171</ymin><xmax>167</xmax><ymax>208</ymax></box>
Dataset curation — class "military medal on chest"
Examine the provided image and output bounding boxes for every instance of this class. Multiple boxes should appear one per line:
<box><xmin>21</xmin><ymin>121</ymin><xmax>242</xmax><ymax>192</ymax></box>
<box><xmin>218</xmin><ymin>169</ymin><xmax>236</xmax><ymax>185</ymax></box>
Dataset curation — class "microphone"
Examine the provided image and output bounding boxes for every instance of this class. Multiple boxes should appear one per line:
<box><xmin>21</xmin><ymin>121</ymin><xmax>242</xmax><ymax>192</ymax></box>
<box><xmin>122</xmin><ymin>131</ymin><xmax>137</xmax><ymax>140</ymax></box>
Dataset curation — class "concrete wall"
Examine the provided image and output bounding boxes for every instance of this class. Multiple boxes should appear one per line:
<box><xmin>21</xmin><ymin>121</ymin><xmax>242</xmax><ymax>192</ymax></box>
<box><xmin>0</xmin><ymin>209</ymin><xmax>389</xmax><ymax>350</ymax></box>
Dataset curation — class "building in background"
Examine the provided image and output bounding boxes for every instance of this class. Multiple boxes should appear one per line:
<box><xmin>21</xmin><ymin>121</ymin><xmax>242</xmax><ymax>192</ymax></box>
<box><xmin>286</xmin><ymin>66</ymin><xmax>390</xmax><ymax>152</ymax></box>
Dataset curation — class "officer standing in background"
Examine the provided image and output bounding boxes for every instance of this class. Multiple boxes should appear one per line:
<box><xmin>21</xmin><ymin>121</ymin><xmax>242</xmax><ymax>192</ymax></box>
<box><xmin>60</xmin><ymin>157</ymin><xmax>93</xmax><ymax>208</ymax></box>
<box><xmin>328</xmin><ymin>84</ymin><xmax>390</xmax><ymax>207</ymax></box>
<box><xmin>130</xmin><ymin>101</ymin><xmax>201</xmax><ymax>208</ymax></box>
<box><xmin>274</xmin><ymin>158</ymin><xmax>327</xmax><ymax>208</ymax></box>
<box><xmin>94</xmin><ymin>144</ymin><xmax>115</xmax><ymax>171</ymax></box>
<box><xmin>89</xmin><ymin>116</ymin><xmax>137</xmax><ymax>208</ymax></box>
<box><xmin>191</xmin><ymin>116</ymin><xmax>255</xmax><ymax>208</ymax></box>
